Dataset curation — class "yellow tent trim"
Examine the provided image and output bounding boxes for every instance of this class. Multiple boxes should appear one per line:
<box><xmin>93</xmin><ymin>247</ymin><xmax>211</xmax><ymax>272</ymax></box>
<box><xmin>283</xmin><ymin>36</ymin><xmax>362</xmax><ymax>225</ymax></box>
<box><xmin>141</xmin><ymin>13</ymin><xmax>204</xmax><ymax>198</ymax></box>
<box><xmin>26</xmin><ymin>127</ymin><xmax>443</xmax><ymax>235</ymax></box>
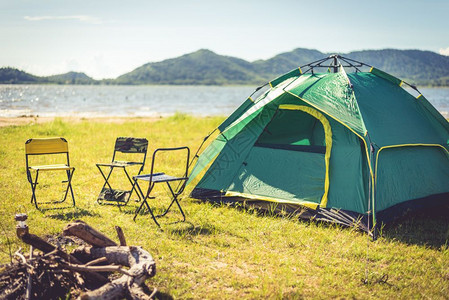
<box><xmin>224</xmin><ymin>191</ymin><xmax>319</xmax><ymax>210</ymax></box>
<box><xmin>298</xmin><ymin>66</ymin><xmax>303</xmax><ymax>74</ymax></box>
<box><xmin>278</xmin><ymin>104</ymin><xmax>332</xmax><ymax>208</ymax></box>
<box><xmin>269</xmin><ymin>82</ymin><xmax>273</xmax><ymax>88</ymax></box>
<box><xmin>375</xmin><ymin>143</ymin><xmax>449</xmax><ymax>184</ymax></box>
<box><xmin>417</xmin><ymin>94</ymin><xmax>423</xmax><ymax>99</ymax></box>
<box><xmin>399</xmin><ymin>81</ymin><xmax>404</xmax><ymax>87</ymax></box>
<box><xmin>248</xmin><ymin>97</ymin><xmax>254</xmax><ymax>103</ymax></box>
<box><xmin>369</xmin><ymin>67</ymin><xmax>374</xmax><ymax>72</ymax></box>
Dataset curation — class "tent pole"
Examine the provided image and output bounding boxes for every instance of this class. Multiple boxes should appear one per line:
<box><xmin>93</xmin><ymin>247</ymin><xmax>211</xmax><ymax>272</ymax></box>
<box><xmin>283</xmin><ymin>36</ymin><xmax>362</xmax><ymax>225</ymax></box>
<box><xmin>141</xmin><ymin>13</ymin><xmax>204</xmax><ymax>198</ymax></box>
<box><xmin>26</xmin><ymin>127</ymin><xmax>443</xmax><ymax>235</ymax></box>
<box><xmin>365</xmin><ymin>131</ymin><xmax>378</xmax><ymax>241</ymax></box>
<box><xmin>333</xmin><ymin>55</ymin><xmax>338</xmax><ymax>73</ymax></box>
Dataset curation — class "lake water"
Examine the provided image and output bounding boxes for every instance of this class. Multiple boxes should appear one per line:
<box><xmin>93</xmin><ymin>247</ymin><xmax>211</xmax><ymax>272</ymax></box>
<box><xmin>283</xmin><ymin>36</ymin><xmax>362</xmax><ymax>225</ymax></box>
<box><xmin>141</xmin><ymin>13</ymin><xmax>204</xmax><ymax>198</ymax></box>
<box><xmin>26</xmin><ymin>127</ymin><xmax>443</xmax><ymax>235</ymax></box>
<box><xmin>1</xmin><ymin>84</ymin><xmax>449</xmax><ymax>118</ymax></box>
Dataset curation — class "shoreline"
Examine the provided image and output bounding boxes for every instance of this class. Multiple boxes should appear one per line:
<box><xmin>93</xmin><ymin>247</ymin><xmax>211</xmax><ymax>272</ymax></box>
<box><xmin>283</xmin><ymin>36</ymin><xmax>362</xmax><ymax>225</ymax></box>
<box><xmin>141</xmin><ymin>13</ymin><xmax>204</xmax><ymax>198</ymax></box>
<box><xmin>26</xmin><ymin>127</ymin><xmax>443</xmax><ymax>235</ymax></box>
<box><xmin>0</xmin><ymin>116</ymin><xmax>163</xmax><ymax>127</ymax></box>
<box><xmin>1</xmin><ymin>113</ymin><xmax>447</xmax><ymax>127</ymax></box>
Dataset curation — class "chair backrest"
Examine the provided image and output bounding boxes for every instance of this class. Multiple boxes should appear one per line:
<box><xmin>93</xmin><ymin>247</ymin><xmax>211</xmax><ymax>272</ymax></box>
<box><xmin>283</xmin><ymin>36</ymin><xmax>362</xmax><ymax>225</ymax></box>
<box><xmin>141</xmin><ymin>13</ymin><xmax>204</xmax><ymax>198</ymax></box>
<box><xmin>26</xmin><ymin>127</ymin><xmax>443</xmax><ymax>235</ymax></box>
<box><xmin>25</xmin><ymin>137</ymin><xmax>71</xmax><ymax>170</ymax></box>
<box><xmin>150</xmin><ymin>146</ymin><xmax>190</xmax><ymax>194</ymax></box>
<box><xmin>114</xmin><ymin>137</ymin><xmax>148</xmax><ymax>153</ymax></box>
<box><xmin>25</xmin><ymin>137</ymin><xmax>69</xmax><ymax>155</ymax></box>
<box><xmin>112</xmin><ymin>137</ymin><xmax>148</xmax><ymax>164</ymax></box>
<box><xmin>151</xmin><ymin>146</ymin><xmax>190</xmax><ymax>176</ymax></box>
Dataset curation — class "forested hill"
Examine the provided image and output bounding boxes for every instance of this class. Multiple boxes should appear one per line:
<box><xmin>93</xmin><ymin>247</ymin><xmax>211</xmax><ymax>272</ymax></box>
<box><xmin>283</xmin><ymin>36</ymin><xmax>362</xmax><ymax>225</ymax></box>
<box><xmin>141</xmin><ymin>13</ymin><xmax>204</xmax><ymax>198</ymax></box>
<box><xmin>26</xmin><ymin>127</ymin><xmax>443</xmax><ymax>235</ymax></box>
<box><xmin>0</xmin><ymin>68</ymin><xmax>95</xmax><ymax>85</ymax></box>
<box><xmin>115</xmin><ymin>49</ymin><xmax>266</xmax><ymax>85</ymax></box>
<box><xmin>2</xmin><ymin>48</ymin><xmax>449</xmax><ymax>86</ymax></box>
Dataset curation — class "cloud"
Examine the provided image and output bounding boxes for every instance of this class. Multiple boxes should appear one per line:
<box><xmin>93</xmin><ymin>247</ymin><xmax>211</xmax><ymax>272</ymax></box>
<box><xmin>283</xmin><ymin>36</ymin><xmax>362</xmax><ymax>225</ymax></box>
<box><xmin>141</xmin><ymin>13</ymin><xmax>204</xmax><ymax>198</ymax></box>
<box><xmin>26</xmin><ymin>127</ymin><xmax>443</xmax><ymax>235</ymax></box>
<box><xmin>439</xmin><ymin>47</ymin><xmax>449</xmax><ymax>56</ymax></box>
<box><xmin>24</xmin><ymin>15</ymin><xmax>102</xmax><ymax>25</ymax></box>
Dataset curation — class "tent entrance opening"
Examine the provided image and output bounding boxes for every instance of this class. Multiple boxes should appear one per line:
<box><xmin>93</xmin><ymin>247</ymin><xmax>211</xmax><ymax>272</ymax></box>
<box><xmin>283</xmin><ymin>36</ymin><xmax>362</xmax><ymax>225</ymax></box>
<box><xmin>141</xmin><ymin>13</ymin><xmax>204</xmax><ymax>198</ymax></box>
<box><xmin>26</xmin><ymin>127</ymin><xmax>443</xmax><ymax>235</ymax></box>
<box><xmin>227</xmin><ymin>106</ymin><xmax>331</xmax><ymax>206</ymax></box>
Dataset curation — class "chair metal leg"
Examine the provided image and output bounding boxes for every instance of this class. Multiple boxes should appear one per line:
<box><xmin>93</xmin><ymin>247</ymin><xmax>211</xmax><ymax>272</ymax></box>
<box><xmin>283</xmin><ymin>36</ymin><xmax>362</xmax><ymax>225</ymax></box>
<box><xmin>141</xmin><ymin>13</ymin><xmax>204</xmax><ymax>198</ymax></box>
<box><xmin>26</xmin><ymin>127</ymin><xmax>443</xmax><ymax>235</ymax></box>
<box><xmin>29</xmin><ymin>170</ymin><xmax>40</xmax><ymax>209</ymax></box>
<box><xmin>66</xmin><ymin>169</ymin><xmax>76</xmax><ymax>207</ymax></box>
<box><xmin>133</xmin><ymin>203</ymin><xmax>146</xmax><ymax>220</ymax></box>
<box><xmin>96</xmin><ymin>165</ymin><xmax>114</xmax><ymax>203</ymax></box>
<box><xmin>62</xmin><ymin>169</ymin><xmax>71</xmax><ymax>201</ymax></box>
<box><xmin>156</xmin><ymin>195</ymin><xmax>186</xmax><ymax>221</ymax></box>
<box><xmin>29</xmin><ymin>169</ymin><xmax>75</xmax><ymax>209</ymax></box>
<box><xmin>100</xmin><ymin>165</ymin><xmax>115</xmax><ymax>190</ymax></box>
<box><xmin>123</xmin><ymin>168</ymin><xmax>142</xmax><ymax>203</ymax></box>
<box><xmin>132</xmin><ymin>181</ymin><xmax>147</xmax><ymax>220</ymax></box>
<box><xmin>155</xmin><ymin>182</ymin><xmax>186</xmax><ymax>221</ymax></box>
<box><xmin>97</xmin><ymin>165</ymin><xmax>142</xmax><ymax>206</ymax></box>
<box><xmin>156</xmin><ymin>182</ymin><xmax>177</xmax><ymax>217</ymax></box>
<box><xmin>132</xmin><ymin>181</ymin><xmax>160</xmax><ymax>227</ymax></box>
<box><xmin>143</xmin><ymin>198</ymin><xmax>160</xmax><ymax>227</ymax></box>
<box><xmin>132</xmin><ymin>175</ymin><xmax>187</xmax><ymax>227</ymax></box>
<box><xmin>174</xmin><ymin>194</ymin><xmax>186</xmax><ymax>222</ymax></box>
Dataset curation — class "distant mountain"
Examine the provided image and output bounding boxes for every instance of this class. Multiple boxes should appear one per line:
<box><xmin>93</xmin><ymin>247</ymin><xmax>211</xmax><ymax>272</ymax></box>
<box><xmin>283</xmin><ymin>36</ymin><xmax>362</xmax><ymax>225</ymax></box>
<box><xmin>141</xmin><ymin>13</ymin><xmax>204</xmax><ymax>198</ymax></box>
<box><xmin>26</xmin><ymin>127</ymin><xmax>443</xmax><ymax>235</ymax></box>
<box><xmin>44</xmin><ymin>72</ymin><xmax>96</xmax><ymax>84</ymax></box>
<box><xmin>115</xmin><ymin>49</ymin><xmax>265</xmax><ymax>85</ymax></box>
<box><xmin>2</xmin><ymin>48</ymin><xmax>449</xmax><ymax>86</ymax></box>
<box><xmin>251</xmin><ymin>48</ymin><xmax>449</xmax><ymax>86</ymax></box>
<box><xmin>343</xmin><ymin>49</ymin><xmax>449</xmax><ymax>86</ymax></box>
<box><xmin>0</xmin><ymin>67</ymin><xmax>42</xmax><ymax>84</ymax></box>
<box><xmin>0</xmin><ymin>68</ymin><xmax>96</xmax><ymax>85</ymax></box>
<box><xmin>116</xmin><ymin>48</ymin><xmax>449</xmax><ymax>86</ymax></box>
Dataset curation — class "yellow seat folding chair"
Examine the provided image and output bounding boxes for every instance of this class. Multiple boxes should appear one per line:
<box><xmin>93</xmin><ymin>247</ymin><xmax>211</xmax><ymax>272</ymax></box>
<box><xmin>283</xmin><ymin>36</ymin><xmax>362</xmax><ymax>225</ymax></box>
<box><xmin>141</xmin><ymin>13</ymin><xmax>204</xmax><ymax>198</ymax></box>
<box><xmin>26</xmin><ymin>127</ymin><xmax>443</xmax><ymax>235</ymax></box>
<box><xmin>25</xmin><ymin>137</ymin><xmax>76</xmax><ymax>209</ymax></box>
<box><xmin>96</xmin><ymin>137</ymin><xmax>148</xmax><ymax>206</ymax></box>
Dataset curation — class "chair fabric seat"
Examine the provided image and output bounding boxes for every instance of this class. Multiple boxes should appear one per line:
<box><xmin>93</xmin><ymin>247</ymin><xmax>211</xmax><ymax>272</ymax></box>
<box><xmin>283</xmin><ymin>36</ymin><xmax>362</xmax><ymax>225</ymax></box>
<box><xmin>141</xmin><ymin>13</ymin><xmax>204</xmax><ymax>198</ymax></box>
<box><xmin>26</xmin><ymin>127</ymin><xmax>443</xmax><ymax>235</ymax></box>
<box><xmin>29</xmin><ymin>164</ymin><xmax>73</xmax><ymax>171</ymax></box>
<box><xmin>134</xmin><ymin>172</ymin><xmax>188</xmax><ymax>183</ymax></box>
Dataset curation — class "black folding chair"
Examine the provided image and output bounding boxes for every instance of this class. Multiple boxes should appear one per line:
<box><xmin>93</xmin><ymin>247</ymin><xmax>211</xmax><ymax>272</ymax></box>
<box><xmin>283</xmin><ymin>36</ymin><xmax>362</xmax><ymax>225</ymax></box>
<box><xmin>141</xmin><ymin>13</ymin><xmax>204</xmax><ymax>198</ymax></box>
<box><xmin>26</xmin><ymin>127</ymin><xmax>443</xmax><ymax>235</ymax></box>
<box><xmin>96</xmin><ymin>137</ymin><xmax>148</xmax><ymax>206</ymax></box>
<box><xmin>132</xmin><ymin>146</ymin><xmax>190</xmax><ymax>226</ymax></box>
<box><xmin>25</xmin><ymin>137</ymin><xmax>76</xmax><ymax>209</ymax></box>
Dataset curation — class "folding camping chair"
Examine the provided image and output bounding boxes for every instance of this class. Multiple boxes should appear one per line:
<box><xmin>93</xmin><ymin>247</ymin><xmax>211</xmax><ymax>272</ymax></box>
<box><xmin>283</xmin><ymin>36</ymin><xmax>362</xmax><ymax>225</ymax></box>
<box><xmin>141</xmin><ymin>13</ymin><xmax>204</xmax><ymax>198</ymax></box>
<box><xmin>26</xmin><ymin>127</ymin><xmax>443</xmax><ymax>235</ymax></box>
<box><xmin>96</xmin><ymin>137</ymin><xmax>148</xmax><ymax>206</ymax></box>
<box><xmin>25</xmin><ymin>137</ymin><xmax>76</xmax><ymax>209</ymax></box>
<box><xmin>132</xmin><ymin>146</ymin><xmax>190</xmax><ymax>227</ymax></box>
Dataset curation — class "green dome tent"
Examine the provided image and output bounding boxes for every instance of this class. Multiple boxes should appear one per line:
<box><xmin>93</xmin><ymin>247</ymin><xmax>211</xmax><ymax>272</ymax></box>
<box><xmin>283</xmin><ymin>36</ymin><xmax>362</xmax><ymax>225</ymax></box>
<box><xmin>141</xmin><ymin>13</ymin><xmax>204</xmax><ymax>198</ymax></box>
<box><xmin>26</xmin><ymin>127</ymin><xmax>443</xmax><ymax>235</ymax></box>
<box><xmin>188</xmin><ymin>55</ymin><xmax>449</xmax><ymax>235</ymax></box>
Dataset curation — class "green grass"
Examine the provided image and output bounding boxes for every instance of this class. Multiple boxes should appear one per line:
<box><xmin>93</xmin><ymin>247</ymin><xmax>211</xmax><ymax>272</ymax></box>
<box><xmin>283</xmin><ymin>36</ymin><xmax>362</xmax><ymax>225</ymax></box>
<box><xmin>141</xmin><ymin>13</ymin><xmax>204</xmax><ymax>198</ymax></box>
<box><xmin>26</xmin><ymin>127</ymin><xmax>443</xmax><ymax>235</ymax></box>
<box><xmin>0</xmin><ymin>117</ymin><xmax>448</xmax><ymax>299</ymax></box>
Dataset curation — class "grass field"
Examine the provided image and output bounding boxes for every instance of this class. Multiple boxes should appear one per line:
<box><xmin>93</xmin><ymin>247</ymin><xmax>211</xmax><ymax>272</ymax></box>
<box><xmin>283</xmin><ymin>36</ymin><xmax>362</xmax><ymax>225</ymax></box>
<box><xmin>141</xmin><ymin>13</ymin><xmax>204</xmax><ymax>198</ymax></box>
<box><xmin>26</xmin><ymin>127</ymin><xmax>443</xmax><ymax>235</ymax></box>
<box><xmin>0</xmin><ymin>116</ymin><xmax>448</xmax><ymax>299</ymax></box>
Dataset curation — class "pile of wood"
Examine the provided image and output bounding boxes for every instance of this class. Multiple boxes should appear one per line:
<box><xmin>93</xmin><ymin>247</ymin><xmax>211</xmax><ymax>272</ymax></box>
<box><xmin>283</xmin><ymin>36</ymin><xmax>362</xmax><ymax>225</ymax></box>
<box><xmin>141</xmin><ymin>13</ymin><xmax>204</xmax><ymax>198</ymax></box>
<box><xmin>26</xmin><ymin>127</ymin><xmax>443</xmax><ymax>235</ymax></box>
<box><xmin>0</xmin><ymin>220</ymin><xmax>157</xmax><ymax>299</ymax></box>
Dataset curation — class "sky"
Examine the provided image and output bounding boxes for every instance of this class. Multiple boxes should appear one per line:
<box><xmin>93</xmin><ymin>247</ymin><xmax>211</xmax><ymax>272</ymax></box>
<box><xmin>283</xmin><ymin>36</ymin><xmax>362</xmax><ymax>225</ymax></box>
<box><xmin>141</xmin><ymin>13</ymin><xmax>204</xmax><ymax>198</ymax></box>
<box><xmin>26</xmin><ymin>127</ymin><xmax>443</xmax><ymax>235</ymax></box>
<box><xmin>1</xmin><ymin>0</ymin><xmax>449</xmax><ymax>79</ymax></box>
